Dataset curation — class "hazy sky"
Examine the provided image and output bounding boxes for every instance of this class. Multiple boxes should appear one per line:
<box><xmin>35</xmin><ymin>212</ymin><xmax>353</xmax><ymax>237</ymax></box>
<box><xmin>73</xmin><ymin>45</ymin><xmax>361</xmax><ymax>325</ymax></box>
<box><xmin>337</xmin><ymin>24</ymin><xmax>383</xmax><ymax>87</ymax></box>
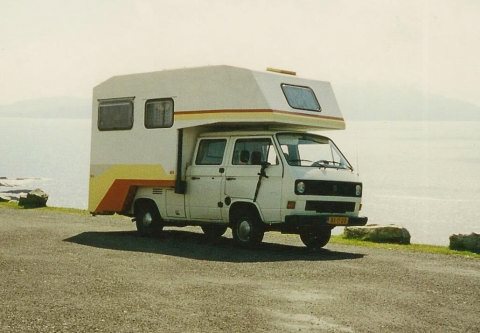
<box><xmin>1</xmin><ymin>0</ymin><xmax>479</xmax><ymax>107</ymax></box>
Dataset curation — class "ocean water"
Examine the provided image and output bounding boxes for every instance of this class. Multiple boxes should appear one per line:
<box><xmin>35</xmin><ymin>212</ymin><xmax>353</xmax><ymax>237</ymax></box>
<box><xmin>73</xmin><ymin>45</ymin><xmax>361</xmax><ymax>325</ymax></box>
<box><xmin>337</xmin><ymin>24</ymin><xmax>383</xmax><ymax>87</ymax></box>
<box><xmin>1</xmin><ymin>118</ymin><xmax>479</xmax><ymax>245</ymax></box>
<box><xmin>328</xmin><ymin>121</ymin><xmax>480</xmax><ymax>245</ymax></box>
<box><xmin>0</xmin><ymin>118</ymin><xmax>91</xmax><ymax>209</ymax></box>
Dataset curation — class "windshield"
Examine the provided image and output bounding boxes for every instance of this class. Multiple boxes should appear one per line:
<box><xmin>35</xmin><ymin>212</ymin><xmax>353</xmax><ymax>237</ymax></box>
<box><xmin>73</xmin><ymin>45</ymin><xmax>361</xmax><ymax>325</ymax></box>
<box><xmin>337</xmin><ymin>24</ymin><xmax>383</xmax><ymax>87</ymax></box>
<box><xmin>276</xmin><ymin>133</ymin><xmax>353</xmax><ymax>170</ymax></box>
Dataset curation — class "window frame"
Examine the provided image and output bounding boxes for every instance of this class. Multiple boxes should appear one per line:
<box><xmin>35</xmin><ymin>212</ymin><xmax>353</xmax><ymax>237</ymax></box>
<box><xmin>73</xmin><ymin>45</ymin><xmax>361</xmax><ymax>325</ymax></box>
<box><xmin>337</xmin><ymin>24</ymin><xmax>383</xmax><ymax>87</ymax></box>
<box><xmin>97</xmin><ymin>98</ymin><xmax>134</xmax><ymax>131</ymax></box>
<box><xmin>281</xmin><ymin>83</ymin><xmax>321</xmax><ymax>112</ymax></box>
<box><xmin>231</xmin><ymin>137</ymin><xmax>279</xmax><ymax>166</ymax></box>
<box><xmin>194</xmin><ymin>138</ymin><xmax>228</xmax><ymax>166</ymax></box>
<box><xmin>144</xmin><ymin>98</ymin><xmax>175</xmax><ymax>129</ymax></box>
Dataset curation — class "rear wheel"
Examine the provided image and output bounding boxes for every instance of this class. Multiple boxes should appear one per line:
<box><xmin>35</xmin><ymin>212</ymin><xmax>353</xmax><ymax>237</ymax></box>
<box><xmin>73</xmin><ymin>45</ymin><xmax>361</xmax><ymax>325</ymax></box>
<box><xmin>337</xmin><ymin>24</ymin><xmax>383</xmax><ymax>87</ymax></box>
<box><xmin>299</xmin><ymin>228</ymin><xmax>332</xmax><ymax>249</ymax></box>
<box><xmin>201</xmin><ymin>225</ymin><xmax>228</xmax><ymax>239</ymax></box>
<box><xmin>135</xmin><ymin>201</ymin><xmax>163</xmax><ymax>237</ymax></box>
<box><xmin>232</xmin><ymin>211</ymin><xmax>264</xmax><ymax>248</ymax></box>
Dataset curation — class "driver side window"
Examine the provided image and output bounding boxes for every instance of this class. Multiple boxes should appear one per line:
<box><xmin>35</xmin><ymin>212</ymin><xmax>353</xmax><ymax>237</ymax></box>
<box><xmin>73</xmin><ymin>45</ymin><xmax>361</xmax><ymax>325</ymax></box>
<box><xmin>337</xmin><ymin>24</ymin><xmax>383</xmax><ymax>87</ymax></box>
<box><xmin>232</xmin><ymin>138</ymin><xmax>279</xmax><ymax>165</ymax></box>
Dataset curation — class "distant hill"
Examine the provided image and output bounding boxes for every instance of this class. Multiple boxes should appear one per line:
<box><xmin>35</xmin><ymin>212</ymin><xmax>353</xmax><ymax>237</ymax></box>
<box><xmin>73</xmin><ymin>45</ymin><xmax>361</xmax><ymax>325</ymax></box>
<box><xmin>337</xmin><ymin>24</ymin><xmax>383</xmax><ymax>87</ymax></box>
<box><xmin>0</xmin><ymin>97</ymin><xmax>90</xmax><ymax>119</ymax></box>
<box><xmin>1</xmin><ymin>87</ymin><xmax>479</xmax><ymax>121</ymax></box>
<box><xmin>335</xmin><ymin>84</ymin><xmax>480</xmax><ymax>121</ymax></box>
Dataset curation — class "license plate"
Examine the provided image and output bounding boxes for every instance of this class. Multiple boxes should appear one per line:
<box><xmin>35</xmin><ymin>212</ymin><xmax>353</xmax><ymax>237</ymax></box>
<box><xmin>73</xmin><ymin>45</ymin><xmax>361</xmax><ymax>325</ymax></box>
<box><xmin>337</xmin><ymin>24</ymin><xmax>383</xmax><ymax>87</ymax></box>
<box><xmin>328</xmin><ymin>216</ymin><xmax>349</xmax><ymax>225</ymax></box>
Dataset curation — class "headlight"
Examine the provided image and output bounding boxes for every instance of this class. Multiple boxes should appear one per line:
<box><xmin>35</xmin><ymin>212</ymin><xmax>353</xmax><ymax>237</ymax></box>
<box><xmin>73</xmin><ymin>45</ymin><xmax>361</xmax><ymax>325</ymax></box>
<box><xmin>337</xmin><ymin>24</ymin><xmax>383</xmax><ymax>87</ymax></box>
<box><xmin>356</xmin><ymin>184</ymin><xmax>362</xmax><ymax>196</ymax></box>
<box><xmin>296</xmin><ymin>181</ymin><xmax>306</xmax><ymax>194</ymax></box>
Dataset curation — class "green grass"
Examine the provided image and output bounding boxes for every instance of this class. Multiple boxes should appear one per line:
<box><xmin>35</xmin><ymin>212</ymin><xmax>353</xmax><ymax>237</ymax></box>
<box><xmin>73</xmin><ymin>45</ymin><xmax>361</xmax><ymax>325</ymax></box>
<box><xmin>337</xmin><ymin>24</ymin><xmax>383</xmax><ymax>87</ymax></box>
<box><xmin>0</xmin><ymin>201</ymin><xmax>89</xmax><ymax>215</ymax></box>
<box><xmin>330</xmin><ymin>235</ymin><xmax>480</xmax><ymax>259</ymax></box>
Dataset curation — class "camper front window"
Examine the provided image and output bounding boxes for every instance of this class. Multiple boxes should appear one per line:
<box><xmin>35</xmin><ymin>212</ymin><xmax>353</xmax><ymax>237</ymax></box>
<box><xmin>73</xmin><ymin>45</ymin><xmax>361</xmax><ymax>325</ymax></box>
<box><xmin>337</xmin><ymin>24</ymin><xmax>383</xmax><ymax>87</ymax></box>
<box><xmin>281</xmin><ymin>84</ymin><xmax>321</xmax><ymax>112</ymax></box>
<box><xmin>277</xmin><ymin>133</ymin><xmax>352</xmax><ymax>170</ymax></box>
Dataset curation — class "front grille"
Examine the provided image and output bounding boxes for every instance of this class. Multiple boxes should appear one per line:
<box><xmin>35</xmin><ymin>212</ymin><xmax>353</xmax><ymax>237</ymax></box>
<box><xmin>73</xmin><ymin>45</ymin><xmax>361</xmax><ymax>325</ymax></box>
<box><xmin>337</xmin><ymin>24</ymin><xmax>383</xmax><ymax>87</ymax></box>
<box><xmin>305</xmin><ymin>201</ymin><xmax>355</xmax><ymax>213</ymax></box>
<box><xmin>296</xmin><ymin>180</ymin><xmax>361</xmax><ymax>197</ymax></box>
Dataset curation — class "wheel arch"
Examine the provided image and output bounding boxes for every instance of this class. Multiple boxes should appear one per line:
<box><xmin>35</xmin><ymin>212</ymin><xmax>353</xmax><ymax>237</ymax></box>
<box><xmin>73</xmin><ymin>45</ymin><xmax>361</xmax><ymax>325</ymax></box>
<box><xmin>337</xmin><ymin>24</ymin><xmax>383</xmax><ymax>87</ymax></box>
<box><xmin>133</xmin><ymin>198</ymin><xmax>161</xmax><ymax>217</ymax></box>
<box><xmin>228</xmin><ymin>201</ymin><xmax>263</xmax><ymax>226</ymax></box>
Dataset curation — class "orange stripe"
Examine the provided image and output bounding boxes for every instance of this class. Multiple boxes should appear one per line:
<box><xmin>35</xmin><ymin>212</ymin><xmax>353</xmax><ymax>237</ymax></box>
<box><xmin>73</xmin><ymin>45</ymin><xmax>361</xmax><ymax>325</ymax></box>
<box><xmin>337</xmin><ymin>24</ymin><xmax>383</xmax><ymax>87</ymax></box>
<box><xmin>95</xmin><ymin>179</ymin><xmax>175</xmax><ymax>214</ymax></box>
<box><xmin>174</xmin><ymin>108</ymin><xmax>344</xmax><ymax>122</ymax></box>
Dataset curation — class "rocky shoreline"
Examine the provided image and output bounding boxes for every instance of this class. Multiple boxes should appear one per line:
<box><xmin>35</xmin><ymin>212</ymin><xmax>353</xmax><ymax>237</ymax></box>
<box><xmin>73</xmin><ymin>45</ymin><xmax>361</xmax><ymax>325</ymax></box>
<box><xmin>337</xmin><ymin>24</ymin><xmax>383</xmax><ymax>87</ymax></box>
<box><xmin>0</xmin><ymin>177</ymin><xmax>44</xmax><ymax>201</ymax></box>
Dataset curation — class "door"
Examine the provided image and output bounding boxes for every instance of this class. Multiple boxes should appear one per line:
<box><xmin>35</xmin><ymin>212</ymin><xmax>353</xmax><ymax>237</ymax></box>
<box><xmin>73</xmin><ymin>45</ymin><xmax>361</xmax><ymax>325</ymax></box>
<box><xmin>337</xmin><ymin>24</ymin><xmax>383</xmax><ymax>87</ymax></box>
<box><xmin>187</xmin><ymin>138</ymin><xmax>227</xmax><ymax>220</ymax></box>
<box><xmin>224</xmin><ymin>137</ymin><xmax>283</xmax><ymax>222</ymax></box>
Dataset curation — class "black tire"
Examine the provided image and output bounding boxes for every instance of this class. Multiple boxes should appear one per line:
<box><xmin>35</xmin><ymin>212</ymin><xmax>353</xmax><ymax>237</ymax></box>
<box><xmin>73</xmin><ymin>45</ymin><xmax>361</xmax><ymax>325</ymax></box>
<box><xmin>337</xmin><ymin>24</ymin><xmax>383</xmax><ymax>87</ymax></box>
<box><xmin>201</xmin><ymin>225</ymin><xmax>228</xmax><ymax>239</ymax></box>
<box><xmin>135</xmin><ymin>201</ymin><xmax>163</xmax><ymax>237</ymax></box>
<box><xmin>299</xmin><ymin>228</ymin><xmax>331</xmax><ymax>249</ymax></box>
<box><xmin>231</xmin><ymin>211</ymin><xmax>264</xmax><ymax>248</ymax></box>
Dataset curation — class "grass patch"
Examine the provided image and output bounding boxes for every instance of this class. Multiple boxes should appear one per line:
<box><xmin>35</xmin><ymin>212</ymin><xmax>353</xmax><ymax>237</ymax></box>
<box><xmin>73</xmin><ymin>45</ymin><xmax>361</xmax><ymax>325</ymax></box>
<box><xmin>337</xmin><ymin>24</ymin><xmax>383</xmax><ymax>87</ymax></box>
<box><xmin>0</xmin><ymin>201</ymin><xmax>22</xmax><ymax>209</ymax></box>
<box><xmin>330</xmin><ymin>235</ymin><xmax>480</xmax><ymax>259</ymax></box>
<box><xmin>0</xmin><ymin>201</ymin><xmax>89</xmax><ymax>215</ymax></box>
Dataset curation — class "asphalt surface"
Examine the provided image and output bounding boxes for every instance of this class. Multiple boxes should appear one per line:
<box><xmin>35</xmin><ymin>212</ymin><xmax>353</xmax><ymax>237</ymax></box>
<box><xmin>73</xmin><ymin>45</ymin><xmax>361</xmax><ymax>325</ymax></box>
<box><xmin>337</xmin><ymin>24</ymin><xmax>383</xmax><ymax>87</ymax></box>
<box><xmin>1</xmin><ymin>206</ymin><xmax>479</xmax><ymax>332</ymax></box>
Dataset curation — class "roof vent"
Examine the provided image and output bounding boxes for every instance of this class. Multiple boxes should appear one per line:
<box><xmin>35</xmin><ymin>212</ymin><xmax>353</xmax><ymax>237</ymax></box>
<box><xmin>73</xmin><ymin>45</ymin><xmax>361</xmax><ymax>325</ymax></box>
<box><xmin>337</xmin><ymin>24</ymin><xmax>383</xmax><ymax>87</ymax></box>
<box><xmin>266</xmin><ymin>67</ymin><xmax>296</xmax><ymax>76</ymax></box>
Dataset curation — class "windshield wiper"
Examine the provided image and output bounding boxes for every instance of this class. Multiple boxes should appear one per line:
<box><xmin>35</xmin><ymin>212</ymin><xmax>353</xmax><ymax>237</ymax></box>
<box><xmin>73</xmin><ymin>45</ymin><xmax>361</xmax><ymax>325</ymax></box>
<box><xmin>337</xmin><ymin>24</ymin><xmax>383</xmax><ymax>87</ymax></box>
<box><xmin>287</xmin><ymin>159</ymin><xmax>312</xmax><ymax>165</ymax></box>
<box><xmin>312</xmin><ymin>160</ymin><xmax>351</xmax><ymax>170</ymax></box>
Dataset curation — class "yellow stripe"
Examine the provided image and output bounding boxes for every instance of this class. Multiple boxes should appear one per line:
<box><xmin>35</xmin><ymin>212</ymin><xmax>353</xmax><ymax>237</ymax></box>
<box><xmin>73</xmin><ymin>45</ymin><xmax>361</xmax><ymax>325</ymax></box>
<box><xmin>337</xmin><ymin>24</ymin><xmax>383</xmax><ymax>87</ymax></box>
<box><xmin>175</xmin><ymin>110</ymin><xmax>345</xmax><ymax>129</ymax></box>
<box><xmin>89</xmin><ymin>164</ymin><xmax>173</xmax><ymax>212</ymax></box>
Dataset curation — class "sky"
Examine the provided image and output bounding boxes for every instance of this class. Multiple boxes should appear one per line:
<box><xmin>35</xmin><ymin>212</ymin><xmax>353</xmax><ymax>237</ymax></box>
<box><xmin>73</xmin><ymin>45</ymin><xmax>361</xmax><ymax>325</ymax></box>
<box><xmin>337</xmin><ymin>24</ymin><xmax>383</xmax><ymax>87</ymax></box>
<box><xmin>1</xmin><ymin>0</ymin><xmax>479</xmax><ymax>110</ymax></box>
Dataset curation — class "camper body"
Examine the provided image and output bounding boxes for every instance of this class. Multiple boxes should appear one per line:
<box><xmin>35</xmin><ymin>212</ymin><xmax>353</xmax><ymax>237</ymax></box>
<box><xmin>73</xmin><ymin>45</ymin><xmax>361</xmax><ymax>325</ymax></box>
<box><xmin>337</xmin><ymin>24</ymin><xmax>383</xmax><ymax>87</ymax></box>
<box><xmin>89</xmin><ymin>66</ymin><xmax>367</xmax><ymax>248</ymax></box>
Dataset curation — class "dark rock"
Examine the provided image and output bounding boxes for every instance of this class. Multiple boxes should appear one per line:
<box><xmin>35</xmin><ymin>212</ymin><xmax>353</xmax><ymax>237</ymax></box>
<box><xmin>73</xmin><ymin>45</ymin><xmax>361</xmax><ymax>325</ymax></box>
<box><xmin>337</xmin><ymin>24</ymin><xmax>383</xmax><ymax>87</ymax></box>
<box><xmin>344</xmin><ymin>224</ymin><xmax>411</xmax><ymax>244</ymax></box>
<box><xmin>18</xmin><ymin>188</ymin><xmax>49</xmax><ymax>208</ymax></box>
<box><xmin>449</xmin><ymin>233</ymin><xmax>480</xmax><ymax>253</ymax></box>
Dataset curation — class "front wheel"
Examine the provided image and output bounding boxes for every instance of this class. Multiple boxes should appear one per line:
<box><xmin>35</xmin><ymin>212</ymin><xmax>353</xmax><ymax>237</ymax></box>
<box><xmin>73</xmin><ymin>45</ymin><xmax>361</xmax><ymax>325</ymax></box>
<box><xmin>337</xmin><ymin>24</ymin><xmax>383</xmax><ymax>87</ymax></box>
<box><xmin>232</xmin><ymin>212</ymin><xmax>264</xmax><ymax>248</ymax></box>
<box><xmin>135</xmin><ymin>202</ymin><xmax>163</xmax><ymax>237</ymax></box>
<box><xmin>299</xmin><ymin>228</ymin><xmax>332</xmax><ymax>249</ymax></box>
<box><xmin>201</xmin><ymin>225</ymin><xmax>228</xmax><ymax>239</ymax></box>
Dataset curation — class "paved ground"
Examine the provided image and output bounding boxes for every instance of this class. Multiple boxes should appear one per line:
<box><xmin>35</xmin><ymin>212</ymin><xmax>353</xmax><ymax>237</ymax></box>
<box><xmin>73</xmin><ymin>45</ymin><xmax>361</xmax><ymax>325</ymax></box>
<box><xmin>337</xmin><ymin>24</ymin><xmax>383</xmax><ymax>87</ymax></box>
<box><xmin>0</xmin><ymin>206</ymin><xmax>479</xmax><ymax>332</ymax></box>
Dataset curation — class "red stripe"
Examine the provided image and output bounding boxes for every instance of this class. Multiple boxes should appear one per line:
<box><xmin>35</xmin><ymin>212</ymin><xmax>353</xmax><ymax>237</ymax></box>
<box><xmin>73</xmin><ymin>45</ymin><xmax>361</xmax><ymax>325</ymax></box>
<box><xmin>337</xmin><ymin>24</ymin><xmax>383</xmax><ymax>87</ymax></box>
<box><xmin>95</xmin><ymin>179</ymin><xmax>175</xmax><ymax>214</ymax></box>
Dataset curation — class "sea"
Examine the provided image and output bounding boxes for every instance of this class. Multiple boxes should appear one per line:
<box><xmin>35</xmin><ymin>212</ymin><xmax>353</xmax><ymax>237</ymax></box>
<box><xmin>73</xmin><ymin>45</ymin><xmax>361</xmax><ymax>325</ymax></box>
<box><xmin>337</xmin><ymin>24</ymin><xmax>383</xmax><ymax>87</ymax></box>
<box><xmin>1</xmin><ymin>118</ymin><xmax>479</xmax><ymax>245</ymax></box>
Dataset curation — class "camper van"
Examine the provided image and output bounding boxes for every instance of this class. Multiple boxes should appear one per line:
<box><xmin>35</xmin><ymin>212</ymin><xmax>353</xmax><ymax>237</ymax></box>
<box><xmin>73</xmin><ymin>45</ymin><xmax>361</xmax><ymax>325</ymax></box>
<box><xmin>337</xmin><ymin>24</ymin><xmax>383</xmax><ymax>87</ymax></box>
<box><xmin>89</xmin><ymin>65</ymin><xmax>367</xmax><ymax>248</ymax></box>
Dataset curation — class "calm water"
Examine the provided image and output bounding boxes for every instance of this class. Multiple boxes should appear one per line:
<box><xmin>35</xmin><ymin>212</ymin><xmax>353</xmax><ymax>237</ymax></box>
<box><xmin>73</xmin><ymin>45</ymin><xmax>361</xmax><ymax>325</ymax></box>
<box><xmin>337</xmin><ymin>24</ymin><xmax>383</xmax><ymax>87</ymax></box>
<box><xmin>1</xmin><ymin>118</ymin><xmax>479</xmax><ymax>245</ymax></box>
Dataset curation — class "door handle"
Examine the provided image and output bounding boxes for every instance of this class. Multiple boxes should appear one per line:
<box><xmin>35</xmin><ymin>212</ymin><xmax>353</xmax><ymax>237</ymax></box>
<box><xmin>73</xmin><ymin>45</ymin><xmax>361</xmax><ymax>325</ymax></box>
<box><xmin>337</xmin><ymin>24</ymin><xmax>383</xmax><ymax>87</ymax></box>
<box><xmin>226</xmin><ymin>177</ymin><xmax>236</xmax><ymax>181</ymax></box>
<box><xmin>191</xmin><ymin>176</ymin><xmax>200</xmax><ymax>180</ymax></box>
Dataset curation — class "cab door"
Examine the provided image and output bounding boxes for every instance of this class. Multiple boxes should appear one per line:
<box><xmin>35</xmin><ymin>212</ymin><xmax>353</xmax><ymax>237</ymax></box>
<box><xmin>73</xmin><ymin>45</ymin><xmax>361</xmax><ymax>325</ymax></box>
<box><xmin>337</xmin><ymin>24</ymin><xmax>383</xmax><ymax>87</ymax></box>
<box><xmin>224</xmin><ymin>137</ymin><xmax>283</xmax><ymax>222</ymax></box>
<box><xmin>186</xmin><ymin>138</ymin><xmax>227</xmax><ymax>221</ymax></box>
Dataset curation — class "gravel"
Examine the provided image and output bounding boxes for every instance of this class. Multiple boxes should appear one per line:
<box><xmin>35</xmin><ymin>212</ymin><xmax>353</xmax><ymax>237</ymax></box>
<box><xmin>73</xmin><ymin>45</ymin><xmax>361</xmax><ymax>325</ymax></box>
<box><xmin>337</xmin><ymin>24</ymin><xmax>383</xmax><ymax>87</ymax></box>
<box><xmin>1</xmin><ymin>206</ymin><xmax>479</xmax><ymax>332</ymax></box>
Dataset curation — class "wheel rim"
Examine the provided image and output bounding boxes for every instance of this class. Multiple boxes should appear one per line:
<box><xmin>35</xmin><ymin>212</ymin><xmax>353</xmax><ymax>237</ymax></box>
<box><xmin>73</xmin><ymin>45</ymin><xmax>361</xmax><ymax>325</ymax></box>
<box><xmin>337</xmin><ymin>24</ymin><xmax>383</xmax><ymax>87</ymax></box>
<box><xmin>237</xmin><ymin>220</ymin><xmax>251</xmax><ymax>242</ymax></box>
<box><xmin>141</xmin><ymin>212</ymin><xmax>153</xmax><ymax>228</ymax></box>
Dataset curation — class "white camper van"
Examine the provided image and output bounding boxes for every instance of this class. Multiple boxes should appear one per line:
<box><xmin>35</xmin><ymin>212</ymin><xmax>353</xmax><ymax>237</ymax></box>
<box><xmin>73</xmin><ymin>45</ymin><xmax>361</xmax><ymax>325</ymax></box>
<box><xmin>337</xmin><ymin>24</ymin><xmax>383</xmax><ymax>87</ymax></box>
<box><xmin>89</xmin><ymin>65</ymin><xmax>367</xmax><ymax>248</ymax></box>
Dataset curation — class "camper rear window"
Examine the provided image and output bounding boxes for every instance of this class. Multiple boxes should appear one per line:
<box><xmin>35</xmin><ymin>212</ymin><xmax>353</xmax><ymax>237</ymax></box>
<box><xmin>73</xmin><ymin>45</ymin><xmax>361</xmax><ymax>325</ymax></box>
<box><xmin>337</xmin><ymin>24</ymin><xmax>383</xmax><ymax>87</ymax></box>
<box><xmin>281</xmin><ymin>84</ymin><xmax>321</xmax><ymax>112</ymax></box>
<box><xmin>98</xmin><ymin>100</ymin><xmax>134</xmax><ymax>131</ymax></box>
<box><xmin>145</xmin><ymin>98</ymin><xmax>174</xmax><ymax>128</ymax></box>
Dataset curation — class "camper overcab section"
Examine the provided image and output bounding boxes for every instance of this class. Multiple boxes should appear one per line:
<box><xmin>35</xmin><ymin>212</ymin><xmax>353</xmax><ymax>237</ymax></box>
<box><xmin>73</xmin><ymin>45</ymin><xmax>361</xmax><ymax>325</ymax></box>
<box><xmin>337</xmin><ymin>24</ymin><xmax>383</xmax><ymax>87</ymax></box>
<box><xmin>89</xmin><ymin>66</ymin><xmax>367</xmax><ymax>248</ymax></box>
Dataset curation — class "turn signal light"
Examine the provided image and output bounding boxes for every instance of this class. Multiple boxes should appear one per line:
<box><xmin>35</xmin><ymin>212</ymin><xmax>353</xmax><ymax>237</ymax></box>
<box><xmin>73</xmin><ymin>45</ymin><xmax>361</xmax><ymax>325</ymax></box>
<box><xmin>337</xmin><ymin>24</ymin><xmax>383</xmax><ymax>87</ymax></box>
<box><xmin>287</xmin><ymin>201</ymin><xmax>296</xmax><ymax>209</ymax></box>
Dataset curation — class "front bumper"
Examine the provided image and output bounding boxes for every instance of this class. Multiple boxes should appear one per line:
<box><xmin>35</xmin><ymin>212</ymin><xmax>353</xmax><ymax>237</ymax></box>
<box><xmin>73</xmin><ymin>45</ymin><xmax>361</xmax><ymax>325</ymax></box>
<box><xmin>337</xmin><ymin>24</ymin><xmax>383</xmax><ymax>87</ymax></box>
<box><xmin>281</xmin><ymin>215</ymin><xmax>368</xmax><ymax>232</ymax></box>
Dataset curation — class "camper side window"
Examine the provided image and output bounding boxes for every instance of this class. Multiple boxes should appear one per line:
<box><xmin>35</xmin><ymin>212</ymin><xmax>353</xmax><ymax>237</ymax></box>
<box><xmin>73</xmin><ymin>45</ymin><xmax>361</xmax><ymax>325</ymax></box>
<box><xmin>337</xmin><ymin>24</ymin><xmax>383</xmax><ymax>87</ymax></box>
<box><xmin>195</xmin><ymin>139</ymin><xmax>227</xmax><ymax>165</ymax></box>
<box><xmin>145</xmin><ymin>98</ymin><xmax>174</xmax><ymax>128</ymax></box>
<box><xmin>98</xmin><ymin>99</ymin><xmax>134</xmax><ymax>131</ymax></box>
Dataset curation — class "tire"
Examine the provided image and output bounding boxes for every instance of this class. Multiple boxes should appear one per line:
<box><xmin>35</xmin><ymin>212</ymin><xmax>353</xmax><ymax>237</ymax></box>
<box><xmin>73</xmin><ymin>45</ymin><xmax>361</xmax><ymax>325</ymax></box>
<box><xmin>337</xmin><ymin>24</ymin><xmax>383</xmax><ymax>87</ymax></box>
<box><xmin>299</xmin><ymin>228</ymin><xmax>331</xmax><ymax>249</ymax></box>
<box><xmin>135</xmin><ymin>201</ymin><xmax>163</xmax><ymax>237</ymax></box>
<box><xmin>231</xmin><ymin>211</ymin><xmax>264</xmax><ymax>248</ymax></box>
<box><xmin>201</xmin><ymin>225</ymin><xmax>228</xmax><ymax>239</ymax></box>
